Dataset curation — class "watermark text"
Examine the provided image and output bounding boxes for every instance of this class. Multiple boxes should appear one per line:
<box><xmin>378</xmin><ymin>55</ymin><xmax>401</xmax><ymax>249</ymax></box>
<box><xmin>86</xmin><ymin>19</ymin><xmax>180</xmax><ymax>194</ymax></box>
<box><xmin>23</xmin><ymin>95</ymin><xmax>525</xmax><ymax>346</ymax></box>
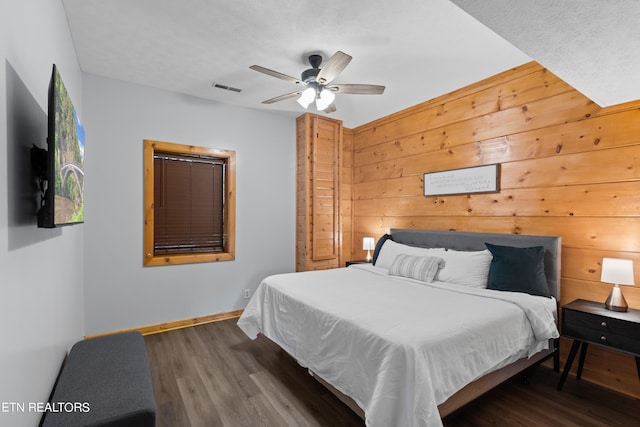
<box><xmin>1</xmin><ymin>401</ymin><xmax>90</xmax><ymax>413</ymax></box>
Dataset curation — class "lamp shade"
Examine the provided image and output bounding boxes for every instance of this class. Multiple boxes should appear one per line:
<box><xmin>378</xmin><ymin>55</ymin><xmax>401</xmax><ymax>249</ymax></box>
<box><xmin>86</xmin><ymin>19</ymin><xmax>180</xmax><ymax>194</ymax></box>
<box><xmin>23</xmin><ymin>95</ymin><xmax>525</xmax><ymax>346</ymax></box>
<box><xmin>363</xmin><ymin>237</ymin><xmax>375</xmax><ymax>251</ymax></box>
<box><xmin>601</xmin><ymin>258</ymin><xmax>635</xmax><ymax>286</ymax></box>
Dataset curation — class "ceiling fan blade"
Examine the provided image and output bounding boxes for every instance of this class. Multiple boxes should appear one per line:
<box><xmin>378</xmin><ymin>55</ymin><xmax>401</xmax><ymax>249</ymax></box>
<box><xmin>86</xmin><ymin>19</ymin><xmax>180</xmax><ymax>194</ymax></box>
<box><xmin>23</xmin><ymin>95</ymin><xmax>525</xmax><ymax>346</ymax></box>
<box><xmin>262</xmin><ymin>91</ymin><xmax>302</xmax><ymax>104</ymax></box>
<box><xmin>250</xmin><ymin>65</ymin><xmax>302</xmax><ymax>85</ymax></box>
<box><xmin>331</xmin><ymin>84</ymin><xmax>385</xmax><ymax>95</ymax></box>
<box><xmin>316</xmin><ymin>51</ymin><xmax>352</xmax><ymax>85</ymax></box>
<box><xmin>322</xmin><ymin>103</ymin><xmax>337</xmax><ymax>114</ymax></box>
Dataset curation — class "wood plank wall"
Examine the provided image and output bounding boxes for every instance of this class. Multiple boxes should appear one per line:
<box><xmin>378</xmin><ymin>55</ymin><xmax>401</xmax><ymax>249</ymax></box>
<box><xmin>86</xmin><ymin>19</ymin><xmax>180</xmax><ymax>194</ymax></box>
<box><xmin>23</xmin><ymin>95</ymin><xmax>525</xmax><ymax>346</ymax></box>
<box><xmin>347</xmin><ymin>61</ymin><xmax>640</xmax><ymax>398</ymax></box>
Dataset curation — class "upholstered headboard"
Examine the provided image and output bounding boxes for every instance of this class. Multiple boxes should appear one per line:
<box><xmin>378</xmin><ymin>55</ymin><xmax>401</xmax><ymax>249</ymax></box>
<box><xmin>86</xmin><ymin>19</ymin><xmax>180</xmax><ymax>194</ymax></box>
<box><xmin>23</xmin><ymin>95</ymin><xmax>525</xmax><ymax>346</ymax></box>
<box><xmin>390</xmin><ymin>229</ymin><xmax>562</xmax><ymax>300</ymax></box>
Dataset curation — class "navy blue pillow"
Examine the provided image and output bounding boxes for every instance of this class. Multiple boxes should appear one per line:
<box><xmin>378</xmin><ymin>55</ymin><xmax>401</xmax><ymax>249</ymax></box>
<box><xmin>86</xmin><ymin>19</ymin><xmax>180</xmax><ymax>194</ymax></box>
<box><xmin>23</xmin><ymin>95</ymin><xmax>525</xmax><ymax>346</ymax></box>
<box><xmin>485</xmin><ymin>243</ymin><xmax>551</xmax><ymax>298</ymax></box>
<box><xmin>372</xmin><ymin>234</ymin><xmax>392</xmax><ymax>265</ymax></box>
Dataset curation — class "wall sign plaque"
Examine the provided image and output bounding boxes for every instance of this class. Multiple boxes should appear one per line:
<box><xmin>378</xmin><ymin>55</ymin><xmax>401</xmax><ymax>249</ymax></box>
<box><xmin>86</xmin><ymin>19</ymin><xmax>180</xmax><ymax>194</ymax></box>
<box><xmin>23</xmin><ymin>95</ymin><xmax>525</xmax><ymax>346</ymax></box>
<box><xmin>423</xmin><ymin>164</ymin><xmax>500</xmax><ymax>197</ymax></box>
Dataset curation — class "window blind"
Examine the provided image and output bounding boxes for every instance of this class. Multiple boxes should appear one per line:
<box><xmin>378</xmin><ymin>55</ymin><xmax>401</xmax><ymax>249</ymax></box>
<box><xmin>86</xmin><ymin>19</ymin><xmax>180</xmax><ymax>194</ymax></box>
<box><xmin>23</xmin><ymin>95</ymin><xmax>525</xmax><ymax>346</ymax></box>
<box><xmin>153</xmin><ymin>152</ymin><xmax>226</xmax><ymax>255</ymax></box>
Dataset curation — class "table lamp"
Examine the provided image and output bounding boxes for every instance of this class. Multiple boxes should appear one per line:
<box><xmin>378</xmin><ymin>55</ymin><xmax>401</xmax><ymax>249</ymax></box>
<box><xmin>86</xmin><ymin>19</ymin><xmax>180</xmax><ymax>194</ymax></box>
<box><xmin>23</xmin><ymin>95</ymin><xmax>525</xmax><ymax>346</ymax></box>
<box><xmin>363</xmin><ymin>237</ymin><xmax>375</xmax><ymax>263</ymax></box>
<box><xmin>601</xmin><ymin>257</ymin><xmax>635</xmax><ymax>312</ymax></box>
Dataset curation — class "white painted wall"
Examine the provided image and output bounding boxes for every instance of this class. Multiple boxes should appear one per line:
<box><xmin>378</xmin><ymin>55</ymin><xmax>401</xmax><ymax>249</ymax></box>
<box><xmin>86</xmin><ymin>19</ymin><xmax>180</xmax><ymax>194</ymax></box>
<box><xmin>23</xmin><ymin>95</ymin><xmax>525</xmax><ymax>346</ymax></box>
<box><xmin>0</xmin><ymin>1</ymin><xmax>85</xmax><ymax>426</ymax></box>
<box><xmin>0</xmin><ymin>1</ymin><xmax>294</xmax><ymax>422</ymax></box>
<box><xmin>82</xmin><ymin>74</ymin><xmax>296</xmax><ymax>336</ymax></box>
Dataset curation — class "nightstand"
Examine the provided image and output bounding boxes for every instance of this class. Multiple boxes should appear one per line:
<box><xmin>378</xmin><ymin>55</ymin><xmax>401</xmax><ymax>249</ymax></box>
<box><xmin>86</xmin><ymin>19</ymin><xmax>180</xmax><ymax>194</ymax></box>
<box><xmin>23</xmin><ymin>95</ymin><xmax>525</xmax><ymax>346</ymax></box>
<box><xmin>346</xmin><ymin>260</ymin><xmax>369</xmax><ymax>267</ymax></box>
<box><xmin>557</xmin><ymin>299</ymin><xmax>640</xmax><ymax>390</ymax></box>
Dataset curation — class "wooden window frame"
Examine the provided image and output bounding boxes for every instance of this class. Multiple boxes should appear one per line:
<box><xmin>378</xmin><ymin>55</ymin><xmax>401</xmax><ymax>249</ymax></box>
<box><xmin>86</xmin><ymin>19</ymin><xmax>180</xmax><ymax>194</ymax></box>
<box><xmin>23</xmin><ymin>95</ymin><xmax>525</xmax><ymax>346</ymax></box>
<box><xmin>143</xmin><ymin>140</ymin><xmax>236</xmax><ymax>266</ymax></box>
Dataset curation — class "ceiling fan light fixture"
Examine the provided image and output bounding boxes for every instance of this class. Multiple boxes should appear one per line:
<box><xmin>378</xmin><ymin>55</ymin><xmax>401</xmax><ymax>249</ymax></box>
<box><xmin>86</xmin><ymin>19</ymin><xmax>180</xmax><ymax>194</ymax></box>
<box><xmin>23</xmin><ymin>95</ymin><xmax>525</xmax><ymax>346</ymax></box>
<box><xmin>251</xmin><ymin>51</ymin><xmax>384</xmax><ymax>114</ymax></box>
<box><xmin>315</xmin><ymin>88</ymin><xmax>335</xmax><ymax>111</ymax></box>
<box><xmin>297</xmin><ymin>87</ymin><xmax>316</xmax><ymax>109</ymax></box>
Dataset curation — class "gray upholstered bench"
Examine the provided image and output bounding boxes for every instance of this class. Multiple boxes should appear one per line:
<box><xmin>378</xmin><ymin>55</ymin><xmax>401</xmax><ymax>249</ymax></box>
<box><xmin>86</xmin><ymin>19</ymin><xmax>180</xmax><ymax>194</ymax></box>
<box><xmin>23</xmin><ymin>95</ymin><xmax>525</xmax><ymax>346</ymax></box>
<box><xmin>42</xmin><ymin>331</ymin><xmax>156</xmax><ymax>427</ymax></box>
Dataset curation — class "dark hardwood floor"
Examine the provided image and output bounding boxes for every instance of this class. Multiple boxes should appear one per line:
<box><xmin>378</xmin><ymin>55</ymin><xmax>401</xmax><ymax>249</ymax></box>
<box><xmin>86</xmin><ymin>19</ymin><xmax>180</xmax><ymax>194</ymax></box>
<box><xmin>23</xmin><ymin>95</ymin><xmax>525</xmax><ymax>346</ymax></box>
<box><xmin>144</xmin><ymin>319</ymin><xmax>640</xmax><ymax>426</ymax></box>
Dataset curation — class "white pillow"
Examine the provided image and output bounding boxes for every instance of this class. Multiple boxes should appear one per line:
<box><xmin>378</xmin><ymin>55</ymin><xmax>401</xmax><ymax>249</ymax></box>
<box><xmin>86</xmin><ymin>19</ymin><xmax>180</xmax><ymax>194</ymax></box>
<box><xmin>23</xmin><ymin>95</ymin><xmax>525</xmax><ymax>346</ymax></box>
<box><xmin>388</xmin><ymin>254</ymin><xmax>444</xmax><ymax>283</ymax></box>
<box><xmin>435</xmin><ymin>249</ymin><xmax>493</xmax><ymax>288</ymax></box>
<box><xmin>375</xmin><ymin>240</ymin><xmax>445</xmax><ymax>269</ymax></box>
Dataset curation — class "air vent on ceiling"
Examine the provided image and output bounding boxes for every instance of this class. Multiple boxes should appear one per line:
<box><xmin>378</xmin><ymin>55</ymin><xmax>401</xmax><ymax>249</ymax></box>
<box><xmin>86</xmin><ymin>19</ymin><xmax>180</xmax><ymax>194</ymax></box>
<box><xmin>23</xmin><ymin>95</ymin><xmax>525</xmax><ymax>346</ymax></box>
<box><xmin>212</xmin><ymin>82</ymin><xmax>242</xmax><ymax>93</ymax></box>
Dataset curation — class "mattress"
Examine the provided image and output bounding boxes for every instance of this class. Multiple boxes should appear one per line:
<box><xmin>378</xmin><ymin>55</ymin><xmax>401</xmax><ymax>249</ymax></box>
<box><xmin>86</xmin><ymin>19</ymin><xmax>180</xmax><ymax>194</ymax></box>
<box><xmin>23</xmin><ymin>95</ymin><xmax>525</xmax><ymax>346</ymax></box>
<box><xmin>237</xmin><ymin>263</ymin><xmax>559</xmax><ymax>427</ymax></box>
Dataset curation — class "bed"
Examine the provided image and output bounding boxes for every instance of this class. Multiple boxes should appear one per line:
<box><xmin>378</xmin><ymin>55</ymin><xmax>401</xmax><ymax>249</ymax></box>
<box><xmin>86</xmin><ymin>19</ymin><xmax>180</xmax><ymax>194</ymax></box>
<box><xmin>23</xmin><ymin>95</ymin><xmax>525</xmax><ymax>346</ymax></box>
<box><xmin>238</xmin><ymin>229</ymin><xmax>561</xmax><ymax>427</ymax></box>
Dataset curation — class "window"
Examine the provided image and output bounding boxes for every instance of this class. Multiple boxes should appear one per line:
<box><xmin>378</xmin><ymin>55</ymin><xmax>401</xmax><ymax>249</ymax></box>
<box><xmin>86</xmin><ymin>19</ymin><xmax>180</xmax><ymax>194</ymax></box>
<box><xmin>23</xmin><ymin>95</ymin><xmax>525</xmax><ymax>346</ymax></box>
<box><xmin>144</xmin><ymin>140</ymin><xmax>235</xmax><ymax>266</ymax></box>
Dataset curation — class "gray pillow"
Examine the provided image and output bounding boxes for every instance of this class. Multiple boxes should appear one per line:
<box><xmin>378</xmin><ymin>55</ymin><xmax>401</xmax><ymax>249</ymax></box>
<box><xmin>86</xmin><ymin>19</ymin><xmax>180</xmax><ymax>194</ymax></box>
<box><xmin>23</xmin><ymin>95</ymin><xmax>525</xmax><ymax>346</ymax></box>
<box><xmin>388</xmin><ymin>254</ymin><xmax>444</xmax><ymax>283</ymax></box>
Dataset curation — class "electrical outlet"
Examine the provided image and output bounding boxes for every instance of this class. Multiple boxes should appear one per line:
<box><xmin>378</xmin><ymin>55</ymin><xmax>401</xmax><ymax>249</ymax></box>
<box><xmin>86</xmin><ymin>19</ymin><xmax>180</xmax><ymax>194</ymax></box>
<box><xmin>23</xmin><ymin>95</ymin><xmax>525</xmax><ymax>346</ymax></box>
<box><xmin>244</xmin><ymin>289</ymin><xmax>251</xmax><ymax>299</ymax></box>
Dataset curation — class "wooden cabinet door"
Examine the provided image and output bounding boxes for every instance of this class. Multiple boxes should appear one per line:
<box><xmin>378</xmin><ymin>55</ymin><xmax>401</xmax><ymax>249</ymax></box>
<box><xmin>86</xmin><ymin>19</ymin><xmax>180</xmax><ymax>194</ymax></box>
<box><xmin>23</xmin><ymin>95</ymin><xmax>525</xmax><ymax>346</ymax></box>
<box><xmin>311</xmin><ymin>116</ymin><xmax>341</xmax><ymax>261</ymax></box>
<box><xmin>296</xmin><ymin>113</ymin><xmax>342</xmax><ymax>270</ymax></box>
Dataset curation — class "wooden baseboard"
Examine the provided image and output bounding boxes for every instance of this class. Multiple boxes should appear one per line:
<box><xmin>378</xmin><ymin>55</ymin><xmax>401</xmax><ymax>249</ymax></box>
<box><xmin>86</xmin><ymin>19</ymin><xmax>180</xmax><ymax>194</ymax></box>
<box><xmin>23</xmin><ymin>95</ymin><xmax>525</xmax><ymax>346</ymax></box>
<box><xmin>84</xmin><ymin>309</ymin><xmax>244</xmax><ymax>339</ymax></box>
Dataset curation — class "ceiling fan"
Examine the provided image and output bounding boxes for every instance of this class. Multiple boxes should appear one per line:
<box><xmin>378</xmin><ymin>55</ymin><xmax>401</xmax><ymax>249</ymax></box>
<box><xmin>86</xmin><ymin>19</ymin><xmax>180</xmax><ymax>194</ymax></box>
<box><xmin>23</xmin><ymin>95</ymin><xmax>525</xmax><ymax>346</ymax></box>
<box><xmin>250</xmin><ymin>51</ymin><xmax>385</xmax><ymax>113</ymax></box>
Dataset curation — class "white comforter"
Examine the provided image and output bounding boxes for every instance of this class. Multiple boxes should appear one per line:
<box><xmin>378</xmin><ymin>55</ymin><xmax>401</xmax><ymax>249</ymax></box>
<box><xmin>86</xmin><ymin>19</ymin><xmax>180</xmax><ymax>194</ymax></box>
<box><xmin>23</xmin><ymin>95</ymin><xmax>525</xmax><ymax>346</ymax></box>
<box><xmin>237</xmin><ymin>264</ymin><xmax>558</xmax><ymax>427</ymax></box>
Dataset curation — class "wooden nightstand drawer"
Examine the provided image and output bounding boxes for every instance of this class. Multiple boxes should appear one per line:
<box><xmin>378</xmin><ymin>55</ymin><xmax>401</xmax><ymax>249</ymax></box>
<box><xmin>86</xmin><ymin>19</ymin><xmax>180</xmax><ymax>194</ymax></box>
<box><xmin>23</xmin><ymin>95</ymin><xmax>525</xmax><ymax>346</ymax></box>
<box><xmin>564</xmin><ymin>308</ymin><xmax>640</xmax><ymax>335</ymax></box>
<box><xmin>564</xmin><ymin>308</ymin><xmax>640</xmax><ymax>336</ymax></box>
<box><xmin>563</xmin><ymin>322</ymin><xmax>640</xmax><ymax>355</ymax></box>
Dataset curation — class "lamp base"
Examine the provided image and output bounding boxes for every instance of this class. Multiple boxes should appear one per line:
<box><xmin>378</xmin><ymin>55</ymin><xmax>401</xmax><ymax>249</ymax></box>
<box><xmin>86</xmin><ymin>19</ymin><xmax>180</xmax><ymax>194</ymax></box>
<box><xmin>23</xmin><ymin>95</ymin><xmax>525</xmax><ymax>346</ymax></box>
<box><xmin>604</xmin><ymin>284</ymin><xmax>628</xmax><ymax>312</ymax></box>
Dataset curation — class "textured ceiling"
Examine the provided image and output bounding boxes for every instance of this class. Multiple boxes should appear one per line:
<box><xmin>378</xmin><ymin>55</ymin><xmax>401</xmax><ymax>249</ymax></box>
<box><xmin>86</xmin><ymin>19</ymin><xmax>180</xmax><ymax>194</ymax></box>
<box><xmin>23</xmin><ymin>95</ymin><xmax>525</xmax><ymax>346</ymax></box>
<box><xmin>62</xmin><ymin>1</ymin><xmax>638</xmax><ymax>128</ymax></box>
<box><xmin>452</xmin><ymin>0</ymin><xmax>640</xmax><ymax>108</ymax></box>
<box><xmin>61</xmin><ymin>0</ymin><xmax>530</xmax><ymax>128</ymax></box>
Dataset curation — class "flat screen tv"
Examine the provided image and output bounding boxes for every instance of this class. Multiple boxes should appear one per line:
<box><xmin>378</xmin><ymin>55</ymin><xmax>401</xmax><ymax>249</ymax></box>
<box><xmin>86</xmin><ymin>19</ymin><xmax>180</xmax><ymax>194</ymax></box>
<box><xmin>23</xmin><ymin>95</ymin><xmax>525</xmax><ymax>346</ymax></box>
<box><xmin>38</xmin><ymin>64</ymin><xmax>85</xmax><ymax>228</ymax></box>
